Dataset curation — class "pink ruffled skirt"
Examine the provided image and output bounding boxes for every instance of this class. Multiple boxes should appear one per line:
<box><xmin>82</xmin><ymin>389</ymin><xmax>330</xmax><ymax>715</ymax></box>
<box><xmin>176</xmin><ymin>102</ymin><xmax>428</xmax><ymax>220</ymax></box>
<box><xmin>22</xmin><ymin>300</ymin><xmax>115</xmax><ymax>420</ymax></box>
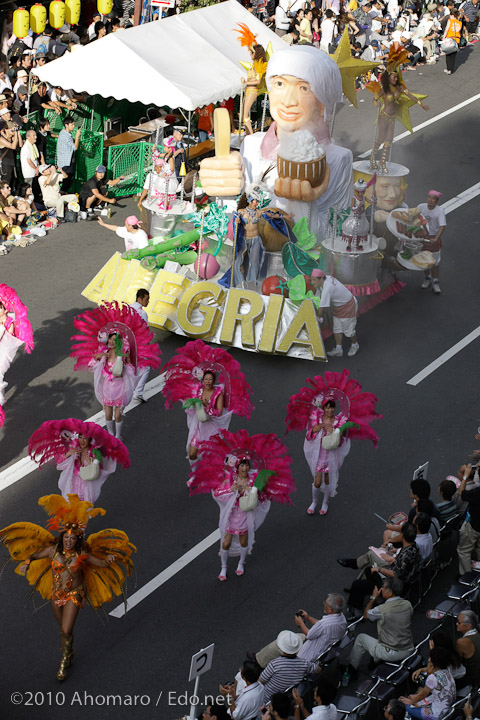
<box><xmin>226</xmin><ymin>504</ymin><xmax>248</xmax><ymax>535</ymax></box>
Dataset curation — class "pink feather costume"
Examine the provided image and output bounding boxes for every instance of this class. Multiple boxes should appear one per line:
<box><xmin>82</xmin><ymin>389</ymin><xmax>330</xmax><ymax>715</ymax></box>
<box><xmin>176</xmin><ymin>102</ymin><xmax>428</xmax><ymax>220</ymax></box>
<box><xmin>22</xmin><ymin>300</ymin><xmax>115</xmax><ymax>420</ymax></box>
<box><xmin>0</xmin><ymin>284</ymin><xmax>34</xmax><ymax>423</ymax></box>
<box><xmin>29</xmin><ymin>419</ymin><xmax>130</xmax><ymax>504</ymax></box>
<box><xmin>286</xmin><ymin>369</ymin><xmax>381</xmax><ymax>498</ymax></box>
<box><xmin>162</xmin><ymin>340</ymin><xmax>253</xmax><ymax>458</ymax></box>
<box><xmin>70</xmin><ymin>302</ymin><xmax>162</xmax><ymax>409</ymax></box>
<box><xmin>189</xmin><ymin>429</ymin><xmax>295</xmax><ymax>557</ymax></box>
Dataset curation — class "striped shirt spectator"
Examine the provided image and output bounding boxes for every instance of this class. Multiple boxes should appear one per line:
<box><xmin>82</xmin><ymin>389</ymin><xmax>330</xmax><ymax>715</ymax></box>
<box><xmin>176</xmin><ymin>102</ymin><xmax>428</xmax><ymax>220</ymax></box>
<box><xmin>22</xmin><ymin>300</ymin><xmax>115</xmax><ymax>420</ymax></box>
<box><xmin>260</xmin><ymin>632</ymin><xmax>318</xmax><ymax>704</ymax></box>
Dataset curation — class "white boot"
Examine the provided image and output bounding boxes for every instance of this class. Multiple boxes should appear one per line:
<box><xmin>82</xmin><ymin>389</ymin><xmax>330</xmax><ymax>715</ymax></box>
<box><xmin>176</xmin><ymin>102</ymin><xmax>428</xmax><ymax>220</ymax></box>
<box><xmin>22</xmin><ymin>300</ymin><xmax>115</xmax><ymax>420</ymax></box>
<box><xmin>236</xmin><ymin>547</ymin><xmax>248</xmax><ymax>576</ymax></box>
<box><xmin>115</xmin><ymin>421</ymin><xmax>123</xmax><ymax>440</ymax></box>
<box><xmin>308</xmin><ymin>484</ymin><xmax>321</xmax><ymax>515</ymax></box>
<box><xmin>320</xmin><ymin>485</ymin><xmax>331</xmax><ymax>515</ymax></box>
<box><xmin>219</xmin><ymin>549</ymin><xmax>229</xmax><ymax>581</ymax></box>
<box><xmin>106</xmin><ymin>420</ymin><xmax>114</xmax><ymax>435</ymax></box>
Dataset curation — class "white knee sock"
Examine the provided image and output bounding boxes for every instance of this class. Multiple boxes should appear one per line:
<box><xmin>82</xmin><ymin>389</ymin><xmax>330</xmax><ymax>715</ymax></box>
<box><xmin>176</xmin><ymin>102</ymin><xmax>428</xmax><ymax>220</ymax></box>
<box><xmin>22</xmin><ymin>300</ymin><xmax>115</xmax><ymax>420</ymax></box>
<box><xmin>321</xmin><ymin>485</ymin><xmax>331</xmax><ymax>513</ymax></box>
<box><xmin>308</xmin><ymin>484</ymin><xmax>321</xmax><ymax>512</ymax></box>
<box><xmin>106</xmin><ymin>420</ymin><xmax>114</xmax><ymax>435</ymax></box>
<box><xmin>237</xmin><ymin>547</ymin><xmax>248</xmax><ymax>572</ymax></box>
<box><xmin>115</xmin><ymin>421</ymin><xmax>123</xmax><ymax>439</ymax></box>
<box><xmin>220</xmin><ymin>549</ymin><xmax>229</xmax><ymax>574</ymax></box>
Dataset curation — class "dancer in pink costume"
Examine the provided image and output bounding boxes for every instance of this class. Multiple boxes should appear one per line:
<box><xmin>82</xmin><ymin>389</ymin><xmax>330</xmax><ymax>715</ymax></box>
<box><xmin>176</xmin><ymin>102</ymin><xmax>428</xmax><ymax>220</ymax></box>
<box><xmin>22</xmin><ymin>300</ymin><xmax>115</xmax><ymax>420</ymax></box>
<box><xmin>0</xmin><ymin>284</ymin><xmax>34</xmax><ymax>426</ymax></box>
<box><xmin>29</xmin><ymin>419</ymin><xmax>130</xmax><ymax>504</ymax></box>
<box><xmin>162</xmin><ymin>339</ymin><xmax>253</xmax><ymax>464</ymax></box>
<box><xmin>286</xmin><ymin>369</ymin><xmax>381</xmax><ymax>516</ymax></box>
<box><xmin>70</xmin><ymin>302</ymin><xmax>161</xmax><ymax>439</ymax></box>
<box><xmin>189</xmin><ymin>429</ymin><xmax>295</xmax><ymax>580</ymax></box>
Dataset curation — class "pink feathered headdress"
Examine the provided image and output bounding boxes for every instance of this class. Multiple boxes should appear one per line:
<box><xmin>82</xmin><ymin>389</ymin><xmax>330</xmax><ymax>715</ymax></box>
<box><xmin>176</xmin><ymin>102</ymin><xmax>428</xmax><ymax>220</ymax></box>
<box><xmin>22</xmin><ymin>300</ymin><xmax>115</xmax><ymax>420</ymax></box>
<box><xmin>0</xmin><ymin>284</ymin><xmax>34</xmax><ymax>353</ymax></box>
<box><xmin>70</xmin><ymin>301</ymin><xmax>162</xmax><ymax>372</ymax></box>
<box><xmin>29</xmin><ymin>418</ymin><xmax>131</xmax><ymax>468</ymax></box>
<box><xmin>286</xmin><ymin>369</ymin><xmax>382</xmax><ymax>446</ymax></box>
<box><xmin>188</xmin><ymin>429</ymin><xmax>295</xmax><ymax>504</ymax></box>
<box><xmin>162</xmin><ymin>339</ymin><xmax>253</xmax><ymax>418</ymax></box>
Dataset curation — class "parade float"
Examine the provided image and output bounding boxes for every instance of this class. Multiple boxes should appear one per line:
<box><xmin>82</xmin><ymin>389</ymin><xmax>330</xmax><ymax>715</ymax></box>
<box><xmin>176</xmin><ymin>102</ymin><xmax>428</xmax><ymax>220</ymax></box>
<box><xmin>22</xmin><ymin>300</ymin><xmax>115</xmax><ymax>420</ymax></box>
<box><xmin>82</xmin><ymin>9</ymin><xmax>432</xmax><ymax>361</ymax></box>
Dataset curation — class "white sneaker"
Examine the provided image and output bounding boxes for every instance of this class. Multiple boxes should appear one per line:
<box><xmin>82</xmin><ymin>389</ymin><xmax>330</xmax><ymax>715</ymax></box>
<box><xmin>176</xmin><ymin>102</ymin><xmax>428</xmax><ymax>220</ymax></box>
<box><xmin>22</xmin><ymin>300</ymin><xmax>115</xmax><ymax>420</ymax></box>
<box><xmin>327</xmin><ymin>347</ymin><xmax>344</xmax><ymax>357</ymax></box>
<box><xmin>432</xmin><ymin>282</ymin><xmax>442</xmax><ymax>294</ymax></box>
<box><xmin>347</xmin><ymin>344</ymin><xmax>359</xmax><ymax>357</ymax></box>
<box><xmin>421</xmin><ymin>277</ymin><xmax>432</xmax><ymax>289</ymax></box>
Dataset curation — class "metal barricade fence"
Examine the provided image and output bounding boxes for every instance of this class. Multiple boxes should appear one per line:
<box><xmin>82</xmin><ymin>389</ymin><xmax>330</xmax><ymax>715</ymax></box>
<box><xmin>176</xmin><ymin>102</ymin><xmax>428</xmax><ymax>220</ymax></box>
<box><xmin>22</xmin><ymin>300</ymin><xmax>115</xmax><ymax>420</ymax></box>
<box><xmin>106</xmin><ymin>142</ymin><xmax>155</xmax><ymax>198</ymax></box>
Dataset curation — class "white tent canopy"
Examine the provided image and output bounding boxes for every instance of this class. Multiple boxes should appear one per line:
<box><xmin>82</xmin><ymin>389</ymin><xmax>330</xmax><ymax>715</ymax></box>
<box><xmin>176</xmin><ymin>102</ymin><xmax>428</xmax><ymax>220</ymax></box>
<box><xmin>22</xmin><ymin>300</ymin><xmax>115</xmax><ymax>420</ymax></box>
<box><xmin>35</xmin><ymin>1</ymin><xmax>285</xmax><ymax>111</ymax></box>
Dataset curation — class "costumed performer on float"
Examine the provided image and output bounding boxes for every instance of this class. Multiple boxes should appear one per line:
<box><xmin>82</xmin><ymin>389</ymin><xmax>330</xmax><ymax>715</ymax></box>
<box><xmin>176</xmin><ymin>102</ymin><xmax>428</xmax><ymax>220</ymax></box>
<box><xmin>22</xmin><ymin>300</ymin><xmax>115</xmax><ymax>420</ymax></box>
<box><xmin>189</xmin><ymin>428</ymin><xmax>294</xmax><ymax>580</ymax></box>
<box><xmin>310</xmin><ymin>269</ymin><xmax>359</xmax><ymax>358</ymax></box>
<box><xmin>0</xmin><ymin>283</ymin><xmax>34</xmax><ymax>426</ymax></box>
<box><xmin>286</xmin><ymin>369</ymin><xmax>381</xmax><ymax>516</ymax></box>
<box><xmin>137</xmin><ymin>153</ymin><xmax>179</xmax><ymax>214</ymax></box>
<box><xmin>235</xmin><ymin>23</ymin><xmax>268</xmax><ymax>136</ymax></box>
<box><xmin>342</xmin><ymin>178</ymin><xmax>370</xmax><ymax>253</ymax></box>
<box><xmin>0</xmin><ymin>493</ymin><xmax>136</xmax><ymax>680</ymax></box>
<box><xmin>162</xmin><ymin>339</ymin><xmax>253</xmax><ymax>465</ymax></box>
<box><xmin>200</xmin><ymin>45</ymin><xmax>353</xmax><ymax>239</ymax></box>
<box><xmin>28</xmin><ymin>419</ymin><xmax>130</xmax><ymax>504</ymax></box>
<box><xmin>70</xmin><ymin>302</ymin><xmax>162</xmax><ymax>440</ymax></box>
<box><xmin>232</xmin><ymin>188</ymin><xmax>294</xmax><ymax>287</ymax></box>
<box><xmin>367</xmin><ymin>43</ymin><xmax>428</xmax><ymax>173</ymax></box>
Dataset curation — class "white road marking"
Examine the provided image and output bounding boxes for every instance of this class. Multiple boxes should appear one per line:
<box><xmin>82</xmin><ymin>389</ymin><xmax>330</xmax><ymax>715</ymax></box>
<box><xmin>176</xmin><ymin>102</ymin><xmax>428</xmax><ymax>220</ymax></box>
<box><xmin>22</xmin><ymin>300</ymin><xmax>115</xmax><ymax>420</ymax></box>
<box><xmin>407</xmin><ymin>326</ymin><xmax>480</xmax><ymax>387</ymax></box>
<box><xmin>109</xmin><ymin>530</ymin><xmax>221</xmax><ymax>618</ymax></box>
<box><xmin>406</xmin><ymin>181</ymin><xmax>480</xmax><ymax>386</ymax></box>
<box><xmin>0</xmin><ymin>373</ymin><xmax>165</xmax><ymax>493</ymax></box>
<box><xmin>358</xmin><ymin>93</ymin><xmax>480</xmax><ymax>159</ymax></box>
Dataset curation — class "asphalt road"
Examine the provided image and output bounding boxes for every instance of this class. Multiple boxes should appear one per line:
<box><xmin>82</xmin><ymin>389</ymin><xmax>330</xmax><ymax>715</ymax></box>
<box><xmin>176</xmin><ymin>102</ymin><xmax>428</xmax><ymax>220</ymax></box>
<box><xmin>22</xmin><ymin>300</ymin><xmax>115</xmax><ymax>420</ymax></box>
<box><xmin>0</xmin><ymin>43</ymin><xmax>479</xmax><ymax>720</ymax></box>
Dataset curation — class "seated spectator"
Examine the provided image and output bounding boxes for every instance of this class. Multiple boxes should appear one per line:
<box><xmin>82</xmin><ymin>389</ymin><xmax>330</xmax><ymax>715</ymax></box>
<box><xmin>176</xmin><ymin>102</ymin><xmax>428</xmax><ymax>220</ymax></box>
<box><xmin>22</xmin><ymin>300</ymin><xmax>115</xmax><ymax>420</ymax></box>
<box><xmin>251</xmin><ymin>594</ymin><xmax>347</xmax><ymax>668</ymax></box>
<box><xmin>97</xmin><ymin>215</ymin><xmax>149</xmax><ymax>253</ymax></box>
<box><xmin>16</xmin><ymin>181</ymin><xmax>46</xmax><ymax>221</ymax></box>
<box><xmin>220</xmin><ymin>660</ymin><xmax>265</xmax><ymax>720</ymax></box>
<box><xmin>292</xmin><ymin>677</ymin><xmax>338</xmax><ymax>719</ymax></box>
<box><xmin>414</xmin><ymin>512</ymin><xmax>434</xmax><ymax>563</ymax></box>
<box><xmin>436</xmin><ymin>479</ymin><xmax>459</xmax><ymax>524</ymax></box>
<box><xmin>399</xmin><ymin>647</ymin><xmax>456</xmax><ymax>720</ymax></box>
<box><xmin>13</xmin><ymin>85</ymin><xmax>27</xmax><ymax>118</ymax></box>
<box><xmin>78</xmin><ymin>165</ymin><xmax>121</xmax><ymax>212</ymax></box>
<box><xmin>456</xmin><ymin>611</ymin><xmax>480</xmax><ymax>686</ymax></box>
<box><xmin>457</xmin><ymin>465</ymin><xmax>480</xmax><ymax>575</ymax></box>
<box><xmin>0</xmin><ymin>181</ymin><xmax>30</xmax><ymax>225</ymax></box>
<box><xmin>259</xmin><ymin>631</ymin><xmax>318</xmax><ymax>704</ymax></box>
<box><xmin>342</xmin><ymin>522</ymin><xmax>420</xmax><ymax>616</ymax></box>
<box><xmin>412</xmin><ymin>629</ymin><xmax>466</xmax><ymax>684</ymax></box>
<box><xmin>348</xmin><ymin>577</ymin><xmax>414</xmax><ymax>674</ymax></box>
<box><xmin>29</xmin><ymin>82</ymin><xmax>61</xmax><ymax>119</ymax></box>
<box><xmin>384</xmin><ymin>699</ymin><xmax>406</xmax><ymax>720</ymax></box>
<box><xmin>94</xmin><ymin>21</ymin><xmax>107</xmax><ymax>40</ymax></box>
<box><xmin>383</xmin><ymin>478</ymin><xmax>440</xmax><ymax>546</ymax></box>
<box><xmin>49</xmin><ymin>85</ymin><xmax>77</xmax><ymax>111</ymax></box>
<box><xmin>38</xmin><ymin>164</ymin><xmax>77</xmax><ymax>222</ymax></box>
<box><xmin>197</xmin><ymin>705</ymin><xmax>229</xmax><ymax>720</ymax></box>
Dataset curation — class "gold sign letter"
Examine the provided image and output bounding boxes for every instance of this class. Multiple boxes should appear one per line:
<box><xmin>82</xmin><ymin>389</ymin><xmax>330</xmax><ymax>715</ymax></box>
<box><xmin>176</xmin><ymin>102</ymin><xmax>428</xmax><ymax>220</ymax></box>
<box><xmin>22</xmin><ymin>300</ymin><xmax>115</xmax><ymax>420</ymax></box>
<box><xmin>177</xmin><ymin>282</ymin><xmax>225</xmax><ymax>338</ymax></box>
<box><xmin>276</xmin><ymin>300</ymin><xmax>326</xmax><ymax>360</ymax></box>
<box><xmin>82</xmin><ymin>253</ymin><xmax>123</xmax><ymax>304</ymax></box>
<box><xmin>220</xmin><ymin>289</ymin><xmax>264</xmax><ymax>348</ymax></box>
<box><xmin>148</xmin><ymin>271</ymin><xmax>190</xmax><ymax>329</ymax></box>
<box><xmin>257</xmin><ymin>294</ymin><xmax>285</xmax><ymax>354</ymax></box>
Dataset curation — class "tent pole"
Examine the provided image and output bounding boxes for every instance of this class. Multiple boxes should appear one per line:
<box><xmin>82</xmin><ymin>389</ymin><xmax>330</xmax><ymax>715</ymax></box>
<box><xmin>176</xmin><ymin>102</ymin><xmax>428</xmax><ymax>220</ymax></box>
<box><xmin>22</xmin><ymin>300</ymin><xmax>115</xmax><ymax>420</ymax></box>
<box><xmin>187</xmin><ymin>110</ymin><xmax>191</xmax><ymax>164</ymax></box>
<box><xmin>26</xmin><ymin>72</ymin><xmax>32</xmax><ymax>122</ymax></box>
<box><xmin>90</xmin><ymin>96</ymin><xmax>95</xmax><ymax>131</ymax></box>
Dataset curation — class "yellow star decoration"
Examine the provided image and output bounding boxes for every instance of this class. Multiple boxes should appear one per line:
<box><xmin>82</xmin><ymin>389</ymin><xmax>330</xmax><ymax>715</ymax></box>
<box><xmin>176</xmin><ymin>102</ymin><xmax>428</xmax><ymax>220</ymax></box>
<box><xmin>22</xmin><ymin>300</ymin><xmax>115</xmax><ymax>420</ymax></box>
<box><xmin>331</xmin><ymin>28</ymin><xmax>379</xmax><ymax>107</ymax></box>
<box><xmin>239</xmin><ymin>42</ymin><xmax>273</xmax><ymax>96</ymax></box>
<box><xmin>394</xmin><ymin>90</ymin><xmax>428</xmax><ymax>133</ymax></box>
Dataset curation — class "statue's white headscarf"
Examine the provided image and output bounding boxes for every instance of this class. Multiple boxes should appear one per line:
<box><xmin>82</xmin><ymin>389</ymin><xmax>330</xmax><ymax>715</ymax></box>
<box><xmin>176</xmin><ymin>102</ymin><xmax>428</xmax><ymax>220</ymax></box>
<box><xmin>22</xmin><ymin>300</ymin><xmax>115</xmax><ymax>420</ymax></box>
<box><xmin>266</xmin><ymin>46</ymin><xmax>343</xmax><ymax>122</ymax></box>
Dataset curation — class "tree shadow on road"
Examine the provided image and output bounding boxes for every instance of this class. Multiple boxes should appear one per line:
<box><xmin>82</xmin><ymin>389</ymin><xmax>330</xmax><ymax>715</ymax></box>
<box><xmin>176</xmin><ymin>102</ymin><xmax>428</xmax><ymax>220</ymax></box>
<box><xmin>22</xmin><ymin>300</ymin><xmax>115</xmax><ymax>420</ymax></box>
<box><xmin>0</xmin><ymin>375</ymin><xmax>93</xmax><ymax>467</ymax></box>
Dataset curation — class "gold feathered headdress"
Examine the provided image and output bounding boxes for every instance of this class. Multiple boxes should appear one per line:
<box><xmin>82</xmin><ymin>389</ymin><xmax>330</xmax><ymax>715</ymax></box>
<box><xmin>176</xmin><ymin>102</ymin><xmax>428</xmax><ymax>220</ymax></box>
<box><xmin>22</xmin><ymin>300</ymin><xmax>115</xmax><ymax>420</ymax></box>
<box><xmin>38</xmin><ymin>494</ymin><xmax>106</xmax><ymax>535</ymax></box>
<box><xmin>234</xmin><ymin>23</ymin><xmax>257</xmax><ymax>49</ymax></box>
<box><xmin>386</xmin><ymin>42</ymin><xmax>409</xmax><ymax>73</ymax></box>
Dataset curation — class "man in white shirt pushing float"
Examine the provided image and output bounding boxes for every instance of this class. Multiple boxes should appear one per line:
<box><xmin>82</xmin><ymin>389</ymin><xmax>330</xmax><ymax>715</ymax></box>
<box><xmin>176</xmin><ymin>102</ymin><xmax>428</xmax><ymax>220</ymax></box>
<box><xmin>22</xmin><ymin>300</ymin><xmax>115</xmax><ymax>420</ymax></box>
<box><xmin>311</xmin><ymin>269</ymin><xmax>359</xmax><ymax>358</ymax></box>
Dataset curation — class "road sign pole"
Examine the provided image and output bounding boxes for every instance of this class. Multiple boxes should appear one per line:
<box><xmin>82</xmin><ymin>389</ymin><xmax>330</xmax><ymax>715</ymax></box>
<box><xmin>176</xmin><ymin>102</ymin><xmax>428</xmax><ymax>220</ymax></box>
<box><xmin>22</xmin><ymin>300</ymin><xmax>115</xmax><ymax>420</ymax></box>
<box><xmin>189</xmin><ymin>675</ymin><xmax>200</xmax><ymax>720</ymax></box>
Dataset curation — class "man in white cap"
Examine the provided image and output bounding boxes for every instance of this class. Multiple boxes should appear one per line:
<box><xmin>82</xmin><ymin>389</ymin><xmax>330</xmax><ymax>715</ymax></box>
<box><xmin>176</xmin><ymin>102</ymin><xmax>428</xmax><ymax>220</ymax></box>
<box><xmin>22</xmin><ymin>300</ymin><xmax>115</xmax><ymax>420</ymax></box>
<box><xmin>97</xmin><ymin>214</ymin><xmax>149</xmax><ymax>253</ymax></box>
<box><xmin>200</xmin><ymin>46</ymin><xmax>353</xmax><ymax>238</ymax></box>
<box><xmin>311</xmin><ymin>269</ymin><xmax>359</xmax><ymax>357</ymax></box>
<box><xmin>259</xmin><ymin>630</ymin><xmax>319</xmax><ymax>703</ymax></box>
<box><xmin>417</xmin><ymin>190</ymin><xmax>446</xmax><ymax>294</ymax></box>
<box><xmin>38</xmin><ymin>164</ymin><xmax>77</xmax><ymax>222</ymax></box>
